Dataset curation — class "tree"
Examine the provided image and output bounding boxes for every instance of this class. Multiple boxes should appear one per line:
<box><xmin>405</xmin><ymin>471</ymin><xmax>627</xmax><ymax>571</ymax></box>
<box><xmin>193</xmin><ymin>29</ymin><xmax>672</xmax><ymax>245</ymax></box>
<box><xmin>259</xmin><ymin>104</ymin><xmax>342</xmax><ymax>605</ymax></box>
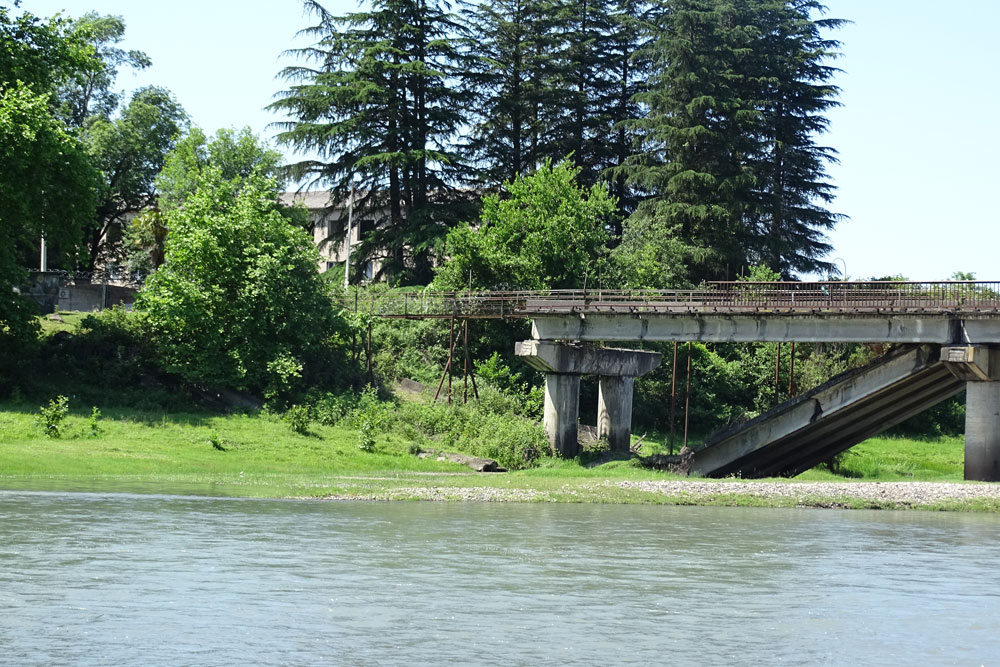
<box><xmin>122</xmin><ymin>127</ymin><xmax>290</xmax><ymax>277</ymax></box>
<box><xmin>80</xmin><ymin>85</ymin><xmax>186</xmax><ymax>271</ymax></box>
<box><xmin>460</xmin><ymin>0</ymin><xmax>546</xmax><ymax>186</ymax></box>
<box><xmin>0</xmin><ymin>2</ymin><xmax>89</xmax><ymax>96</ymax></box>
<box><xmin>271</xmin><ymin>0</ymin><xmax>473</xmax><ymax>285</ymax></box>
<box><xmin>0</xmin><ymin>82</ymin><xmax>97</xmax><ymax>343</ymax></box>
<box><xmin>623</xmin><ymin>0</ymin><xmax>755</xmax><ymax>281</ymax></box>
<box><xmin>55</xmin><ymin>12</ymin><xmax>151</xmax><ymax>127</ymax></box>
<box><xmin>621</xmin><ymin>0</ymin><xmax>843</xmax><ymax>282</ymax></box>
<box><xmin>135</xmin><ymin>154</ymin><xmax>337</xmax><ymax>399</ymax></box>
<box><xmin>742</xmin><ymin>0</ymin><xmax>844</xmax><ymax>276</ymax></box>
<box><xmin>435</xmin><ymin>160</ymin><xmax>616</xmax><ymax>290</ymax></box>
<box><xmin>0</xmin><ymin>4</ymin><xmax>99</xmax><ymax>372</ymax></box>
<box><xmin>156</xmin><ymin>127</ymin><xmax>284</xmax><ymax>211</ymax></box>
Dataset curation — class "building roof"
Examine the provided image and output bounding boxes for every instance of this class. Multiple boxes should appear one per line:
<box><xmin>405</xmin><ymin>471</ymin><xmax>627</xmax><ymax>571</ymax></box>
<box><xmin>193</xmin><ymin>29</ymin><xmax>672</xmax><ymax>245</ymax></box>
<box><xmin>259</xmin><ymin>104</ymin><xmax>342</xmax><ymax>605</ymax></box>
<box><xmin>279</xmin><ymin>191</ymin><xmax>338</xmax><ymax>210</ymax></box>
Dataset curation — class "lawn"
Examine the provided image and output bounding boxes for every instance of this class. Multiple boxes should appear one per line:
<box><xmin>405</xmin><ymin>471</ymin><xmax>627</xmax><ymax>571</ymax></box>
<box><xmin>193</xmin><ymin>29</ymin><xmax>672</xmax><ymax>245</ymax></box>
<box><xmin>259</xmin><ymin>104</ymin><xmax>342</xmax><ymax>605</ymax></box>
<box><xmin>0</xmin><ymin>400</ymin><xmax>977</xmax><ymax>505</ymax></box>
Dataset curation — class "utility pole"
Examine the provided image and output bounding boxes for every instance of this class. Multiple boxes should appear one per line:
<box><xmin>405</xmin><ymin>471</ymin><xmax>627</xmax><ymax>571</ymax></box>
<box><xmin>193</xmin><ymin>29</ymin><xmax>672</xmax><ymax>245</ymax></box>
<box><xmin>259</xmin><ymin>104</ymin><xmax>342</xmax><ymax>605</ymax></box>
<box><xmin>344</xmin><ymin>181</ymin><xmax>354</xmax><ymax>289</ymax></box>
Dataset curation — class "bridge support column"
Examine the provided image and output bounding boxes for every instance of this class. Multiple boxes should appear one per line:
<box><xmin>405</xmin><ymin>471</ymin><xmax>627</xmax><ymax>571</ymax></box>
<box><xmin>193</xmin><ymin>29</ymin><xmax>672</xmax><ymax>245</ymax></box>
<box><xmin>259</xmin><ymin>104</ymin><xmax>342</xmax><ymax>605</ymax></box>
<box><xmin>598</xmin><ymin>376</ymin><xmax>636</xmax><ymax>453</ymax></box>
<box><xmin>942</xmin><ymin>346</ymin><xmax>1000</xmax><ymax>481</ymax></box>
<box><xmin>544</xmin><ymin>374</ymin><xmax>581</xmax><ymax>457</ymax></box>
<box><xmin>965</xmin><ymin>382</ymin><xmax>1000</xmax><ymax>482</ymax></box>
<box><xmin>516</xmin><ymin>340</ymin><xmax>660</xmax><ymax>458</ymax></box>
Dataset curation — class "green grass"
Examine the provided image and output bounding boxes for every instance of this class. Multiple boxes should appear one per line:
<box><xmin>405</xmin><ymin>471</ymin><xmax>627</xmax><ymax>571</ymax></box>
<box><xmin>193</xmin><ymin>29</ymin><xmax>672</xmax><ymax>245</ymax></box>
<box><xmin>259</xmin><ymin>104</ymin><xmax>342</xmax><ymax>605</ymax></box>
<box><xmin>0</xmin><ymin>402</ymin><xmax>477</xmax><ymax>497</ymax></box>
<box><xmin>37</xmin><ymin>310</ymin><xmax>91</xmax><ymax>336</ymax></box>
<box><xmin>1</xmin><ymin>400</ymin><xmax>990</xmax><ymax>510</ymax></box>
<box><xmin>795</xmin><ymin>435</ymin><xmax>965</xmax><ymax>482</ymax></box>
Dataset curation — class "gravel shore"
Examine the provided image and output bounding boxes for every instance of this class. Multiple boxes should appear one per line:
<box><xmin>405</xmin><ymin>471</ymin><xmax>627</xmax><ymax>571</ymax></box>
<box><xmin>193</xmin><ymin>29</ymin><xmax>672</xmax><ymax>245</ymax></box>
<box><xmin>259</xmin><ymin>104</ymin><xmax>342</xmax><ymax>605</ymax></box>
<box><xmin>321</xmin><ymin>479</ymin><xmax>1000</xmax><ymax>508</ymax></box>
<box><xmin>609</xmin><ymin>480</ymin><xmax>1000</xmax><ymax>507</ymax></box>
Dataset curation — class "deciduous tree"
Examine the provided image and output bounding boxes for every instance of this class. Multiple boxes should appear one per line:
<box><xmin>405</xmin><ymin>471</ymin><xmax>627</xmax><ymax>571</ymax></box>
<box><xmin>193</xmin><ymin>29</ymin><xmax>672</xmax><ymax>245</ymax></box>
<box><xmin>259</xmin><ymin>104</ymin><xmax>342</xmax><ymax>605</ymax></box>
<box><xmin>136</xmin><ymin>153</ymin><xmax>337</xmax><ymax>399</ymax></box>
<box><xmin>436</xmin><ymin>160</ymin><xmax>616</xmax><ymax>290</ymax></box>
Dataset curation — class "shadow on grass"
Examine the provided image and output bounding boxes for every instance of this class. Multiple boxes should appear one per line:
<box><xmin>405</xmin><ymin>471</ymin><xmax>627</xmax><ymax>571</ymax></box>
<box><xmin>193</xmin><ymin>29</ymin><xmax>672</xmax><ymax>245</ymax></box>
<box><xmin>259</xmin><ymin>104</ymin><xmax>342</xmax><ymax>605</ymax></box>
<box><xmin>0</xmin><ymin>401</ymin><xmax>221</xmax><ymax>428</ymax></box>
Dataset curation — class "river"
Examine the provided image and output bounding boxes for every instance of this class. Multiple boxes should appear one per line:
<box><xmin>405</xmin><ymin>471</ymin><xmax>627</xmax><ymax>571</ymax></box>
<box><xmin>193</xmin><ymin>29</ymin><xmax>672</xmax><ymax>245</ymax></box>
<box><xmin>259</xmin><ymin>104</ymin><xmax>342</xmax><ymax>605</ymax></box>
<box><xmin>1</xmin><ymin>491</ymin><xmax>998</xmax><ymax>665</ymax></box>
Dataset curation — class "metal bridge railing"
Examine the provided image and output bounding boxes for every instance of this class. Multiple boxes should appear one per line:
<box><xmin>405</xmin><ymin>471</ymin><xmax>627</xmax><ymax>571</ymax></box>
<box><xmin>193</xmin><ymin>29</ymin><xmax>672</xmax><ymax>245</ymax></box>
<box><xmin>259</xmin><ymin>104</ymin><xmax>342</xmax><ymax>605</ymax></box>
<box><xmin>341</xmin><ymin>281</ymin><xmax>1000</xmax><ymax>318</ymax></box>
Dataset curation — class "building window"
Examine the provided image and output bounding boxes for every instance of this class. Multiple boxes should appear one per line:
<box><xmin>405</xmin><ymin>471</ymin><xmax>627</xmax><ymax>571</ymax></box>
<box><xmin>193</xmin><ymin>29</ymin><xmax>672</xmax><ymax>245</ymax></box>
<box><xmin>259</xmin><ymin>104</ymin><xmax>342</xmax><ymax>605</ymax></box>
<box><xmin>359</xmin><ymin>218</ymin><xmax>376</xmax><ymax>241</ymax></box>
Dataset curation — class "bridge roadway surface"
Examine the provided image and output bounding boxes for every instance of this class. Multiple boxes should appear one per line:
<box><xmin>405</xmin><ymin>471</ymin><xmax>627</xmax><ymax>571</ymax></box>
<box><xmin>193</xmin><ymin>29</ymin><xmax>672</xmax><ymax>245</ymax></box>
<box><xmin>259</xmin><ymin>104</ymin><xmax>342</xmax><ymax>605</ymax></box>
<box><xmin>352</xmin><ymin>282</ymin><xmax>1000</xmax><ymax>480</ymax></box>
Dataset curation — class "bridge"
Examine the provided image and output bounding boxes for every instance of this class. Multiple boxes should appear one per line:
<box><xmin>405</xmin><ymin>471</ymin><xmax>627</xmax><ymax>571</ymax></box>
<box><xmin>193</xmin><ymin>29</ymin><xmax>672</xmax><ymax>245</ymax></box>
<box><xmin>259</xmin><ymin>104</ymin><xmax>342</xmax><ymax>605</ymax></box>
<box><xmin>349</xmin><ymin>281</ymin><xmax>1000</xmax><ymax>482</ymax></box>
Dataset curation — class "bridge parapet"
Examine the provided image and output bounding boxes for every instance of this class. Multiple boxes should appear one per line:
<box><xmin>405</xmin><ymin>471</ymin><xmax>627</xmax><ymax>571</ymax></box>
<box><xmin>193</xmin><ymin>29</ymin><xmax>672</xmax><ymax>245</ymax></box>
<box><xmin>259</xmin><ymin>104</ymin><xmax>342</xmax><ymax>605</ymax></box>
<box><xmin>342</xmin><ymin>281</ymin><xmax>1000</xmax><ymax>320</ymax></box>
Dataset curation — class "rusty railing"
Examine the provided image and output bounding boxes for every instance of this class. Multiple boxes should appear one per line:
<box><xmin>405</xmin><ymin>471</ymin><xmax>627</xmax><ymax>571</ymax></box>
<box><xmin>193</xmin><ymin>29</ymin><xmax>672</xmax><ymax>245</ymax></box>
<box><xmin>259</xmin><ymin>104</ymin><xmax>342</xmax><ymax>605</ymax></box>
<box><xmin>340</xmin><ymin>281</ymin><xmax>1000</xmax><ymax>318</ymax></box>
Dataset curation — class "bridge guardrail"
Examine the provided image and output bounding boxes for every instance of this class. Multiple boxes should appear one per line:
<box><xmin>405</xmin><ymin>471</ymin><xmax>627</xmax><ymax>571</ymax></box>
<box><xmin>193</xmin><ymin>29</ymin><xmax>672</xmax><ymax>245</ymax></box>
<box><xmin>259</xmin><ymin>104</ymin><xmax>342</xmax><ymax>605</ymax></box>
<box><xmin>338</xmin><ymin>281</ymin><xmax>1000</xmax><ymax>318</ymax></box>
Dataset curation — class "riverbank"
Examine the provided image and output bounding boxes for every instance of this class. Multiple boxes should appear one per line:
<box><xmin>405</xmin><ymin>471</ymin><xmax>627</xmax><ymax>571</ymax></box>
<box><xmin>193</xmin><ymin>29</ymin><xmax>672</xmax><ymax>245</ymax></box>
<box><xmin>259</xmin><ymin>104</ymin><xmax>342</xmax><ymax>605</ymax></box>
<box><xmin>1</xmin><ymin>403</ymin><xmax>995</xmax><ymax>511</ymax></box>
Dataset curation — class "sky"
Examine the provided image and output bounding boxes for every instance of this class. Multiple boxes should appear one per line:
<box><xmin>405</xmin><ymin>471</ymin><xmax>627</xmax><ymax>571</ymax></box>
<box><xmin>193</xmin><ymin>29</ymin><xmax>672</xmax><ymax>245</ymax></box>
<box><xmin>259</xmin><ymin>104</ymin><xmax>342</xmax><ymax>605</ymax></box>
<box><xmin>24</xmin><ymin>0</ymin><xmax>1000</xmax><ymax>282</ymax></box>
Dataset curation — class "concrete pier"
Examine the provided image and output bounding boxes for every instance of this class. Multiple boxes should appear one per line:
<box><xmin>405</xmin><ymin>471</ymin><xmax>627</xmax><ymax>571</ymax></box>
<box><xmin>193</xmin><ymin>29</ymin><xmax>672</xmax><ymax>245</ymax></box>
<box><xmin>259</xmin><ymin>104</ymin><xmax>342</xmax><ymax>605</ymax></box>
<box><xmin>517</xmin><ymin>341</ymin><xmax>660</xmax><ymax>457</ymax></box>
<box><xmin>598</xmin><ymin>376</ymin><xmax>636</xmax><ymax>452</ymax></box>
<box><xmin>965</xmin><ymin>382</ymin><xmax>1000</xmax><ymax>482</ymax></box>
<box><xmin>544</xmin><ymin>373</ymin><xmax>581</xmax><ymax>457</ymax></box>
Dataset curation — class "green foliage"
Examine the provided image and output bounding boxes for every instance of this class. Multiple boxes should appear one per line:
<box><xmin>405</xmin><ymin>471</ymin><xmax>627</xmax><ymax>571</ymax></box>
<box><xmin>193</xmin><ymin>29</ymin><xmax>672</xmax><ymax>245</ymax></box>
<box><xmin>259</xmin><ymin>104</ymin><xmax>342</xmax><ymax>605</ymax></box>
<box><xmin>272</xmin><ymin>0</ymin><xmax>474</xmax><ymax>284</ymax></box>
<box><xmin>10</xmin><ymin>307</ymin><xmax>189</xmax><ymax>411</ymax></box>
<box><xmin>622</xmin><ymin>0</ymin><xmax>844</xmax><ymax>281</ymax></box>
<box><xmin>0</xmin><ymin>81</ymin><xmax>97</xmax><ymax>367</ymax></box>
<box><xmin>209</xmin><ymin>430</ymin><xmax>225</xmax><ymax>451</ymax></box>
<box><xmin>474</xmin><ymin>353</ymin><xmax>543</xmax><ymax>419</ymax></box>
<box><xmin>284</xmin><ymin>405</ymin><xmax>311</xmax><ymax>435</ymax></box>
<box><xmin>55</xmin><ymin>12</ymin><xmax>151</xmax><ymax>127</ymax></box>
<box><xmin>436</xmin><ymin>161</ymin><xmax>616</xmax><ymax>291</ymax></box>
<box><xmin>80</xmin><ymin>85</ymin><xmax>187</xmax><ymax>271</ymax></box>
<box><xmin>37</xmin><ymin>395</ymin><xmax>69</xmax><ymax>438</ymax></box>
<box><xmin>156</xmin><ymin>127</ymin><xmax>283</xmax><ymax>213</ymax></box>
<box><xmin>135</xmin><ymin>133</ymin><xmax>340</xmax><ymax>400</ymax></box>
<box><xmin>88</xmin><ymin>406</ymin><xmax>102</xmax><ymax>436</ymax></box>
<box><xmin>358</xmin><ymin>419</ymin><xmax>377</xmax><ymax>452</ymax></box>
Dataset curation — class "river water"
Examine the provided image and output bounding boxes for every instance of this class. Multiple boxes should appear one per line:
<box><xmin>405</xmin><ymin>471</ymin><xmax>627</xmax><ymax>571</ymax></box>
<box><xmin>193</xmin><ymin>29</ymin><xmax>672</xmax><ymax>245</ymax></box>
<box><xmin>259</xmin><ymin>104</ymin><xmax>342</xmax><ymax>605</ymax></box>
<box><xmin>1</xmin><ymin>492</ymin><xmax>998</xmax><ymax>666</ymax></box>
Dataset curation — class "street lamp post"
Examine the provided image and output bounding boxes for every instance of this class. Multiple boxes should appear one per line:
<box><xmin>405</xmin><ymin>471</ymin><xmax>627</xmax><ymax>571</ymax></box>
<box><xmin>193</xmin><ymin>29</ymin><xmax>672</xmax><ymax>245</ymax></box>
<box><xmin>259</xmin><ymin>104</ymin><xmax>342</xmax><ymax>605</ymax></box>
<box><xmin>344</xmin><ymin>181</ymin><xmax>354</xmax><ymax>290</ymax></box>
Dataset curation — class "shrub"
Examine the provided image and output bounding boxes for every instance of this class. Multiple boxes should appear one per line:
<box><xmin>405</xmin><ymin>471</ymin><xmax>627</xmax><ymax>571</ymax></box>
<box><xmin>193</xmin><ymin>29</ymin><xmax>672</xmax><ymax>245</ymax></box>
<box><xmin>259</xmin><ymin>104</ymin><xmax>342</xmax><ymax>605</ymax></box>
<box><xmin>135</xmin><ymin>158</ymin><xmax>339</xmax><ymax>400</ymax></box>
<box><xmin>38</xmin><ymin>395</ymin><xmax>69</xmax><ymax>438</ymax></box>
<box><xmin>358</xmin><ymin>419</ymin><xmax>376</xmax><ymax>452</ymax></box>
<box><xmin>465</xmin><ymin>412</ymin><xmax>548</xmax><ymax>470</ymax></box>
<box><xmin>310</xmin><ymin>391</ymin><xmax>356</xmax><ymax>426</ymax></box>
<box><xmin>88</xmin><ymin>406</ymin><xmax>102</xmax><ymax>436</ymax></box>
<box><xmin>284</xmin><ymin>404</ymin><xmax>311</xmax><ymax>435</ymax></box>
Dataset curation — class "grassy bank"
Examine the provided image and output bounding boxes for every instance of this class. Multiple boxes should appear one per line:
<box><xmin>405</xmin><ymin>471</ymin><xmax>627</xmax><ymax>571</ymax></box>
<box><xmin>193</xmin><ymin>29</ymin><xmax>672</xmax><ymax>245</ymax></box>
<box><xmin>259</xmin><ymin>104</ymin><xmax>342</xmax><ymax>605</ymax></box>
<box><xmin>2</xmin><ymin>402</ymin><xmax>997</xmax><ymax>511</ymax></box>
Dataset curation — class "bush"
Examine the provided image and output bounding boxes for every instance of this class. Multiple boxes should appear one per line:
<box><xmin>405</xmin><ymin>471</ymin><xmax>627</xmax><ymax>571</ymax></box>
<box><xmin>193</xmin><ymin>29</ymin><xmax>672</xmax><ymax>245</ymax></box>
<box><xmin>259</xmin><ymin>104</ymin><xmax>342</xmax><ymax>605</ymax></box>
<box><xmin>37</xmin><ymin>395</ymin><xmax>69</xmax><ymax>438</ymax></box>
<box><xmin>284</xmin><ymin>404</ymin><xmax>311</xmax><ymax>434</ymax></box>
<box><xmin>358</xmin><ymin>419</ymin><xmax>376</xmax><ymax>452</ymax></box>
<box><xmin>88</xmin><ymin>406</ymin><xmax>102</xmax><ymax>437</ymax></box>
<box><xmin>464</xmin><ymin>412</ymin><xmax>548</xmax><ymax>470</ymax></box>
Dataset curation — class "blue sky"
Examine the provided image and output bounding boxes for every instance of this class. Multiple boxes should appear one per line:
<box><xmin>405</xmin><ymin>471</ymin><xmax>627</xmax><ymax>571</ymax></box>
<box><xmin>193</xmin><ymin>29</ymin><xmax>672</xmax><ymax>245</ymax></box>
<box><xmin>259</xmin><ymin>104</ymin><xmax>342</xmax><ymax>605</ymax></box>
<box><xmin>26</xmin><ymin>0</ymin><xmax>1000</xmax><ymax>281</ymax></box>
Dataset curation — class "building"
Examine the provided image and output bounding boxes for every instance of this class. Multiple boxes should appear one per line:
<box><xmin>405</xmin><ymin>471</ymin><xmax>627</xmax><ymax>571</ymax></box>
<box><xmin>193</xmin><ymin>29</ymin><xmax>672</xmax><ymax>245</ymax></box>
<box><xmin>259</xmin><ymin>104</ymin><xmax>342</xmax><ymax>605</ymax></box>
<box><xmin>279</xmin><ymin>191</ymin><xmax>378</xmax><ymax>281</ymax></box>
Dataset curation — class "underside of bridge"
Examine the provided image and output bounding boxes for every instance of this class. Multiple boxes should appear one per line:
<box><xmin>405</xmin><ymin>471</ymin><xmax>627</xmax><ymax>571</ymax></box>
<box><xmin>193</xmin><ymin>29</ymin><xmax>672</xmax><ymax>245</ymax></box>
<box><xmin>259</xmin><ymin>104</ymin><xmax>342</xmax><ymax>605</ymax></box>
<box><xmin>692</xmin><ymin>343</ymin><xmax>1000</xmax><ymax>480</ymax></box>
<box><xmin>690</xmin><ymin>345</ymin><xmax>970</xmax><ymax>478</ymax></box>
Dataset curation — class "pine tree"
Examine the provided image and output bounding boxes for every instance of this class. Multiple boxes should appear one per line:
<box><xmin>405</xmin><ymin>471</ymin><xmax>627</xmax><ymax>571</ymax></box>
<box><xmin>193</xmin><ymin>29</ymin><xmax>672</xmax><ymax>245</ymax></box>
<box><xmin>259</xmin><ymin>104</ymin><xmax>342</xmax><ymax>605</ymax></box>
<box><xmin>271</xmin><ymin>0</ymin><xmax>471</xmax><ymax>284</ymax></box>
<box><xmin>620</xmin><ymin>0</ymin><xmax>843</xmax><ymax>282</ymax></box>
<box><xmin>741</xmin><ymin>0</ymin><xmax>844</xmax><ymax>277</ymax></box>
<box><xmin>622</xmin><ymin>0</ymin><xmax>752</xmax><ymax>280</ymax></box>
<box><xmin>460</xmin><ymin>0</ymin><xmax>544</xmax><ymax>185</ymax></box>
<box><xmin>599</xmin><ymin>0</ymin><xmax>654</xmax><ymax>224</ymax></box>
